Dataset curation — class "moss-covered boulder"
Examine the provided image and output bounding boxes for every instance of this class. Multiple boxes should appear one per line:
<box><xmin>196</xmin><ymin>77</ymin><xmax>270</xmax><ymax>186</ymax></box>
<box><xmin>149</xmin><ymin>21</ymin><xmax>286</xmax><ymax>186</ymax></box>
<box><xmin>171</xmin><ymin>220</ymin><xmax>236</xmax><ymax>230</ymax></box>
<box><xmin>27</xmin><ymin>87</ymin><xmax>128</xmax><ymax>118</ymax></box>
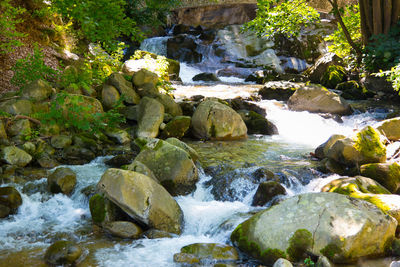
<box><xmin>336</xmin><ymin>80</ymin><xmax>370</xmax><ymax>100</ymax></box>
<box><xmin>134</xmin><ymin>139</ymin><xmax>198</xmax><ymax>196</ymax></box>
<box><xmin>105</xmin><ymin>129</ymin><xmax>130</xmax><ymax>144</ymax></box>
<box><xmin>173</xmin><ymin>243</ymin><xmax>239</xmax><ymax>265</ymax></box>
<box><xmin>136</xmin><ymin>83</ymin><xmax>159</xmax><ymax>97</ymax></box>
<box><xmin>125</xmin><ymin>160</ymin><xmax>158</xmax><ymax>182</ymax></box>
<box><xmin>252</xmin><ymin>181</ymin><xmax>287</xmax><ymax>206</ymax></box>
<box><xmin>153</xmin><ymin>93</ymin><xmax>182</xmax><ymax>117</ymax></box>
<box><xmin>1</xmin><ymin>146</ymin><xmax>32</xmax><ymax>167</ymax></box>
<box><xmin>322</xmin><ymin>176</ymin><xmax>400</xmax><ymax>223</ymax></box>
<box><xmin>161</xmin><ymin>116</ymin><xmax>191</xmax><ymax>139</ymax></box>
<box><xmin>7</xmin><ymin>119</ymin><xmax>31</xmax><ymax>139</ymax></box>
<box><xmin>376</xmin><ymin>117</ymin><xmax>400</xmax><ymax>141</ymax></box>
<box><xmin>47</xmin><ymin>167</ymin><xmax>77</xmax><ymax>195</ymax></box>
<box><xmin>304</xmin><ymin>53</ymin><xmax>343</xmax><ymax>83</ymax></box>
<box><xmin>0</xmin><ymin>99</ymin><xmax>33</xmax><ymax>115</ymax></box>
<box><xmin>238</xmin><ymin>110</ymin><xmax>278</xmax><ymax>135</ymax></box>
<box><xmin>315</xmin><ymin>134</ymin><xmax>346</xmax><ymax>159</ymax></box>
<box><xmin>89</xmin><ymin>193</ymin><xmax>121</xmax><ymax>225</ymax></box>
<box><xmin>50</xmin><ymin>135</ymin><xmax>73</xmax><ymax>149</ymax></box>
<box><xmin>0</xmin><ymin>186</ymin><xmax>23</xmax><ymax>218</ymax></box>
<box><xmin>192</xmin><ymin>99</ymin><xmax>247</xmax><ymax>140</ymax></box>
<box><xmin>97</xmin><ymin>168</ymin><xmax>183</xmax><ymax>234</ymax></box>
<box><xmin>165</xmin><ymin>137</ymin><xmax>199</xmax><ymax>162</ymax></box>
<box><xmin>107</xmin><ymin>72</ymin><xmax>140</xmax><ymax>105</ymax></box>
<box><xmin>0</xmin><ymin>120</ymin><xmax>7</xmax><ymax>140</ymax></box>
<box><xmin>231</xmin><ymin>192</ymin><xmax>397</xmax><ymax>265</ymax></box>
<box><xmin>21</xmin><ymin>79</ymin><xmax>52</xmax><ymax>101</ymax></box>
<box><xmin>44</xmin><ymin>241</ymin><xmax>82</xmax><ymax>266</ymax></box>
<box><xmin>320</xmin><ymin>65</ymin><xmax>346</xmax><ymax>89</ymax></box>
<box><xmin>104</xmin><ymin>221</ymin><xmax>143</xmax><ymax>239</ymax></box>
<box><xmin>360</xmin><ymin>162</ymin><xmax>400</xmax><ymax>193</ymax></box>
<box><xmin>288</xmin><ymin>85</ymin><xmax>352</xmax><ymax>115</ymax></box>
<box><xmin>137</xmin><ymin>97</ymin><xmax>164</xmax><ymax>138</ymax></box>
<box><xmin>132</xmin><ymin>68</ymin><xmax>159</xmax><ymax>88</ymax></box>
<box><xmin>101</xmin><ymin>84</ymin><xmax>121</xmax><ymax>110</ymax></box>
<box><xmin>192</xmin><ymin>72</ymin><xmax>220</xmax><ymax>82</ymax></box>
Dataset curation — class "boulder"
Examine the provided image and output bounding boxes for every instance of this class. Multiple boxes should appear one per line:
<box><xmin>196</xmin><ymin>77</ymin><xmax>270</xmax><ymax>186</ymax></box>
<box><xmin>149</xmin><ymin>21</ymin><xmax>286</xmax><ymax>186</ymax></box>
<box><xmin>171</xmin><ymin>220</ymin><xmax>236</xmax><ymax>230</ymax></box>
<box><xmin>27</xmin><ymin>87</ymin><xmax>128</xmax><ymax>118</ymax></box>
<box><xmin>44</xmin><ymin>241</ymin><xmax>82</xmax><ymax>266</ymax></box>
<box><xmin>273</xmin><ymin>258</ymin><xmax>293</xmax><ymax>267</ymax></box>
<box><xmin>165</xmin><ymin>138</ymin><xmax>199</xmax><ymax>162</ymax></box>
<box><xmin>0</xmin><ymin>99</ymin><xmax>33</xmax><ymax>115</ymax></box>
<box><xmin>134</xmin><ymin>139</ymin><xmax>198</xmax><ymax>195</ymax></box>
<box><xmin>50</xmin><ymin>135</ymin><xmax>72</xmax><ymax>149</ymax></box>
<box><xmin>107</xmin><ymin>73</ymin><xmax>140</xmax><ymax>105</ymax></box>
<box><xmin>153</xmin><ymin>94</ymin><xmax>182</xmax><ymax>117</ymax></box>
<box><xmin>125</xmin><ymin>160</ymin><xmax>158</xmax><ymax>182</ymax></box>
<box><xmin>238</xmin><ymin>110</ymin><xmax>278</xmax><ymax>135</ymax></box>
<box><xmin>105</xmin><ymin>129</ymin><xmax>130</xmax><ymax>144</ymax></box>
<box><xmin>288</xmin><ymin>85</ymin><xmax>352</xmax><ymax>115</ymax></box>
<box><xmin>89</xmin><ymin>193</ymin><xmax>122</xmax><ymax>225</ymax></box>
<box><xmin>304</xmin><ymin>53</ymin><xmax>343</xmax><ymax>83</ymax></box>
<box><xmin>191</xmin><ymin>99</ymin><xmax>247</xmax><ymax>140</ymax></box>
<box><xmin>320</xmin><ymin>65</ymin><xmax>347</xmax><ymax>89</ymax></box>
<box><xmin>132</xmin><ymin>69</ymin><xmax>159</xmax><ymax>88</ymax></box>
<box><xmin>258</xmin><ymin>81</ymin><xmax>303</xmax><ymax>101</ymax></box>
<box><xmin>21</xmin><ymin>79</ymin><xmax>52</xmax><ymax>101</ymax></box>
<box><xmin>167</xmin><ymin>35</ymin><xmax>202</xmax><ymax>63</ymax></box>
<box><xmin>0</xmin><ymin>186</ymin><xmax>23</xmax><ymax>218</ymax></box>
<box><xmin>105</xmin><ymin>152</ymin><xmax>137</xmax><ymax>168</ymax></box>
<box><xmin>231</xmin><ymin>192</ymin><xmax>397</xmax><ymax>265</ymax></box>
<box><xmin>377</xmin><ymin>117</ymin><xmax>400</xmax><ymax>141</ymax></box>
<box><xmin>0</xmin><ymin>120</ymin><xmax>7</xmax><ymax>139</ymax></box>
<box><xmin>315</xmin><ymin>134</ymin><xmax>346</xmax><ymax>159</ymax></box>
<box><xmin>136</xmin><ymin>83</ymin><xmax>159</xmax><ymax>97</ymax></box>
<box><xmin>161</xmin><ymin>116</ymin><xmax>191</xmax><ymax>139</ymax></box>
<box><xmin>47</xmin><ymin>167</ymin><xmax>77</xmax><ymax>195</ymax></box>
<box><xmin>229</xmin><ymin>98</ymin><xmax>267</xmax><ymax>117</ymax></box>
<box><xmin>360</xmin><ymin>162</ymin><xmax>400</xmax><ymax>193</ymax></box>
<box><xmin>101</xmin><ymin>84</ymin><xmax>121</xmax><ymax>110</ymax></box>
<box><xmin>7</xmin><ymin>119</ymin><xmax>31</xmax><ymax>138</ymax></box>
<box><xmin>192</xmin><ymin>72</ymin><xmax>220</xmax><ymax>82</ymax></box>
<box><xmin>336</xmin><ymin>81</ymin><xmax>370</xmax><ymax>100</ymax></box>
<box><xmin>104</xmin><ymin>221</ymin><xmax>143</xmax><ymax>239</ymax></box>
<box><xmin>121</xmin><ymin>105</ymin><xmax>138</xmax><ymax>121</ymax></box>
<box><xmin>252</xmin><ymin>181</ymin><xmax>287</xmax><ymax>206</ymax></box>
<box><xmin>141</xmin><ymin>229</ymin><xmax>174</xmax><ymax>239</ymax></box>
<box><xmin>1</xmin><ymin>146</ymin><xmax>32</xmax><ymax>167</ymax></box>
<box><xmin>137</xmin><ymin>97</ymin><xmax>164</xmax><ymax>138</ymax></box>
<box><xmin>97</xmin><ymin>168</ymin><xmax>183</xmax><ymax>234</ymax></box>
<box><xmin>62</xmin><ymin>94</ymin><xmax>103</xmax><ymax>114</ymax></box>
<box><xmin>173</xmin><ymin>243</ymin><xmax>239</xmax><ymax>265</ymax></box>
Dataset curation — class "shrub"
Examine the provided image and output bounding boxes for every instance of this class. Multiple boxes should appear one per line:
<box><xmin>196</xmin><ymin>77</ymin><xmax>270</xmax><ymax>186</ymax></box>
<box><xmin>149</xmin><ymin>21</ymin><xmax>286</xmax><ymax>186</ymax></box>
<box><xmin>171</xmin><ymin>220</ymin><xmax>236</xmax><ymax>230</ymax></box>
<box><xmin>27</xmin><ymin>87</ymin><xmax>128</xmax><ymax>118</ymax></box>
<box><xmin>0</xmin><ymin>0</ymin><xmax>27</xmax><ymax>54</ymax></box>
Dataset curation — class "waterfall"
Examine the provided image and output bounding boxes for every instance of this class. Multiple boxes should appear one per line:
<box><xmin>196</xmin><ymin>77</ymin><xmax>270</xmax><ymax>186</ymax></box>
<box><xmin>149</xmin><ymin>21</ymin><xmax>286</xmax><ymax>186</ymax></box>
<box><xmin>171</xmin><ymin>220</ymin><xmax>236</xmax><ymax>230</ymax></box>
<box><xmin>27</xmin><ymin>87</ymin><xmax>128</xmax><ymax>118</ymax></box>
<box><xmin>139</xmin><ymin>36</ymin><xmax>169</xmax><ymax>56</ymax></box>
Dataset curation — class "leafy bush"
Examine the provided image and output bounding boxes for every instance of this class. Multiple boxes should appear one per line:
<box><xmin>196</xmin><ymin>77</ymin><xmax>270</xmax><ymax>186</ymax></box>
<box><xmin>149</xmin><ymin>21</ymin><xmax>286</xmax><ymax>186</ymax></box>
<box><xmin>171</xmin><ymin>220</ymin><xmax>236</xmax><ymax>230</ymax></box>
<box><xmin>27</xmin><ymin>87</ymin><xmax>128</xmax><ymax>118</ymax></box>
<box><xmin>11</xmin><ymin>44</ymin><xmax>58</xmax><ymax>89</ymax></box>
<box><xmin>375</xmin><ymin>63</ymin><xmax>400</xmax><ymax>93</ymax></box>
<box><xmin>0</xmin><ymin>0</ymin><xmax>27</xmax><ymax>54</ymax></box>
<box><xmin>243</xmin><ymin>0</ymin><xmax>320</xmax><ymax>39</ymax></box>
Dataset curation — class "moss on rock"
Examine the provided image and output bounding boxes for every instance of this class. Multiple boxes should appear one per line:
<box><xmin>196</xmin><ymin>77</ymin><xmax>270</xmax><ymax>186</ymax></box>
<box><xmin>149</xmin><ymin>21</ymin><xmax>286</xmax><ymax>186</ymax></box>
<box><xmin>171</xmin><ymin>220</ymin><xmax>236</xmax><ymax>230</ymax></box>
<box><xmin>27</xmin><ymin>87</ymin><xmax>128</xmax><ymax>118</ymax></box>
<box><xmin>321</xmin><ymin>65</ymin><xmax>346</xmax><ymax>89</ymax></box>
<box><xmin>286</xmin><ymin>229</ymin><xmax>313</xmax><ymax>261</ymax></box>
<box><xmin>89</xmin><ymin>194</ymin><xmax>106</xmax><ymax>224</ymax></box>
<box><xmin>320</xmin><ymin>243</ymin><xmax>343</xmax><ymax>260</ymax></box>
<box><xmin>354</xmin><ymin>126</ymin><xmax>386</xmax><ymax>164</ymax></box>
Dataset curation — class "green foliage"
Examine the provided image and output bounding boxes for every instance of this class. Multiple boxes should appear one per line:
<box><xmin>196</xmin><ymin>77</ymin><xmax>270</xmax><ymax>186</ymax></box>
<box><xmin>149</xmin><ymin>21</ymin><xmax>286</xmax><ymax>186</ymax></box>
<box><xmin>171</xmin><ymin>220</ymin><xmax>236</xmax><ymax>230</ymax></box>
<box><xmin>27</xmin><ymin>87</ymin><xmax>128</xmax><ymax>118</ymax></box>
<box><xmin>321</xmin><ymin>65</ymin><xmax>346</xmax><ymax>89</ymax></box>
<box><xmin>35</xmin><ymin>92</ymin><xmax>125</xmax><ymax>133</ymax></box>
<box><xmin>363</xmin><ymin>22</ymin><xmax>400</xmax><ymax>71</ymax></box>
<box><xmin>50</xmin><ymin>0</ymin><xmax>141</xmax><ymax>51</ymax></box>
<box><xmin>243</xmin><ymin>0</ymin><xmax>320</xmax><ymax>39</ymax></box>
<box><xmin>0</xmin><ymin>0</ymin><xmax>27</xmax><ymax>54</ymax></box>
<box><xmin>375</xmin><ymin>63</ymin><xmax>400</xmax><ymax>93</ymax></box>
<box><xmin>325</xmin><ymin>5</ymin><xmax>361</xmax><ymax>63</ymax></box>
<box><xmin>11</xmin><ymin>44</ymin><xmax>59</xmax><ymax>89</ymax></box>
<box><xmin>304</xmin><ymin>256</ymin><xmax>315</xmax><ymax>267</ymax></box>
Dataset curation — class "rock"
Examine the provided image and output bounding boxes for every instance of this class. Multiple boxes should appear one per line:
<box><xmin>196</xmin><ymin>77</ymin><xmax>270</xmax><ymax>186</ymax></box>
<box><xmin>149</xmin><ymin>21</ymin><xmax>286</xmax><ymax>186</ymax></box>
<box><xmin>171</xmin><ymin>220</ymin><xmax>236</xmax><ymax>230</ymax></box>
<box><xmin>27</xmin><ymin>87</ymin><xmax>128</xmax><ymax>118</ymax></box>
<box><xmin>314</xmin><ymin>134</ymin><xmax>346</xmax><ymax>159</ymax></box>
<box><xmin>173</xmin><ymin>243</ymin><xmax>239</xmax><ymax>264</ymax></box>
<box><xmin>105</xmin><ymin>129</ymin><xmax>130</xmax><ymax>144</ymax></box>
<box><xmin>360</xmin><ymin>75</ymin><xmax>394</xmax><ymax>93</ymax></box>
<box><xmin>252</xmin><ymin>181</ymin><xmax>287</xmax><ymax>206</ymax></box>
<box><xmin>137</xmin><ymin>97</ymin><xmax>164</xmax><ymax>138</ymax></box>
<box><xmin>377</xmin><ymin>117</ymin><xmax>400</xmax><ymax>141</ymax></box>
<box><xmin>336</xmin><ymin>81</ymin><xmax>370</xmax><ymax>100</ymax></box>
<box><xmin>231</xmin><ymin>192</ymin><xmax>397</xmax><ymax>265</ymax></box>
<box><xmin>317</xmin><ymin>256</ymin><xmax>332</xmax><ymax>267</ymax></box>
<box><xmin>89</xmin><ymin>193</ymin><xmax>122</xmax><ymax>225</ymax></box>
<box><xmin>97</xmin><ymin>169</ymin><xmax>183</xmax><ymax>234</ymax></box>
<box><xmin>180</xmin><ymin>101</ymin><xmax>197</xmax><ymax>117</ymax></box>
<box><xmin>136</xmin><ymin>83</ymin><xmax>159</xmax><ymax>97</ymax></box>
<box><xmin>22</xmin><ymin>141</ymin><xmax>36</xmax><ymax>155</ymax></box>
<box><xmin>0</xmin><ymin>120</ymin><xmax>7</xmax><ymax>139</ymax></box>
<box><xmin>132</xmin><ymin>68</ymin><xmax>159</xmax><ymax>88</ymax></box>
<box><xmin>273</xmin><ymin>258</ymin><xmax>293</xmax><ymax>267</ymax></box>
<box><xmin>229</xmin><ymin>98</ymin><xmax>267</xmax><ymax>117</ymax></box>
<box><xmin>192</xmin><ymin>72</ymin><xmax>220</xmax><ymax>82</ymax></box>
<box><xmin>121</xmin><ymin>105</ymin><xmax>138</xmax><ymax>121</ymax></box>
<box><xmin>238</xmin><ymin>110</ymin><xmax>278</xmax><ymax>135</ymax></box>
<box><xmin>125</xmin><ymin>160</ymin><xmax>158</xmax><ymax>182</ymax></box>
<box><xmin>48</xmin><ymin>167</ymin><xmax>77</xmax><ymax>195</ymax></box>
<box><xmin>7</xmin><ymin>119</ymin><xmax>31</xmax><ymax>138</ymax></box>
<box><xmin>258</xmin><ymin>81</ymin><xmax>304</xmax><ymax>101</ymax></box>
<box><xmin>101</xmin><ymin>84</ymin><xmax>121</xmax><ymax>110</ymax></box>
<box><xmin>104</xmin><ymin>221</ymin><xmax>143</xmax><ymax>239</ymax></box>
<box><xmin>161</xmin><ymin>116</ymin><xmax>191</xmax><ymax>139</ymax></box>
<box><xmin>134</xmin><ymin>139</ymin><xmax>198</xmax><ymax>196</ymax></box>
<box><xmin>62</xmin><ymin>145</ymin><xmax>96</xmax><ymax>164</ymax></box>
<box><xmin>322</xmin><ymin>176</ymin><xmax>400</xmax><ymax>223</ymax></box>
<box><xmin>360</xmin><ymin>162</ymin><xmax>400</xmax><ymax>193</ymax></box>
<box><xmin>105</xmin><ymin>152</ymin><xmax>137</xmax><ymax>168</ymax></box>
<box><xmin>320</xmin><ymin>65</ymin><xmax>346</xmax><ymax>89</ymax></box>
<box><xmin>107</xmin><ymin>73</ymin><xmax>140</xmax><ymax>105</ymax></box>
<box><xmin>0</xmin><ymin>186</ymin><xmax>22</xmax><ymax>218</ymax></box>
<box><xmin>288</xmin><ymin>85</ymin><xmax>352</xmax><ymax>115</ymax></box>
<box><xmin>1</xmin><ymin>146</ymin><xmax>32</xmax><ymax>167</ymax></box>
<box><xmin>21</xmin><ymin>79</ymin><xmax>52</xmax><ymax>101</ymax></box>
<box><xmin>153</xmin><ymin>94</ymin><xmax>182</xmax><ymax>117</ymax></box>
<box><xmin>63</xmin><ymin>94</ymin><xmax>103</xmax><ymax>114</ymax></box>
<box><xmin>0</xmin><ymin>99</ymin><xmax>33</xmax><ymax>115</ymax></box>
<box><xmin>167</xmin><ymin>35</ymin><xmax>202</xmax><ymax>63</ymax></box>
<box><xmin>304</xmin><ymin>53</ymin><xmax>343</xmax><ymax>83</ymax></box>
<box><xmin>44</xmin><ymin>240</ymin><xmax>82</xmax><ymax>266</ymax></box>
<box><xmin>141</xmin><ymin>229</ymin><xmax>174</xmax><ymax>239</ymax></box>
<box><xmin>172</xmin><ymin>24</ymin><xmax>191</xmax><ymax>35</ymax></box>
<box><xmin>165</xmin><ymin>137</ymin><xmax>199</xmax><ymax>162</ymax></box>
<box><xmin>37</xmin><ymin>156</ymin><xmax>60</xmax><ymax>169</ymax></box>
<box><xmin>50</xmin><ymin>135</ymin><xmax>72</xmax><ymax>149</ymax></box>
<box><xmin>191</xmin><ymin>99</ymin><xmax>247</xmax><ymax>140</ymax></box>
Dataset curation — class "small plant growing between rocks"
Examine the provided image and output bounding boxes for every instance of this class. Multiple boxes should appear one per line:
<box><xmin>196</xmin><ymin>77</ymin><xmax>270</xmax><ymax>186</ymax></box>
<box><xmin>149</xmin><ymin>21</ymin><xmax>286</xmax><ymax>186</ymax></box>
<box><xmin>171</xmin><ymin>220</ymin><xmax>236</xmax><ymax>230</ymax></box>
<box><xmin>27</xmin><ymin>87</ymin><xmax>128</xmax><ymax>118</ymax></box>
<box><xmin>304</xmin><ymin>256</ymin><xmax>315</xmax><ymax>267</ymax></box>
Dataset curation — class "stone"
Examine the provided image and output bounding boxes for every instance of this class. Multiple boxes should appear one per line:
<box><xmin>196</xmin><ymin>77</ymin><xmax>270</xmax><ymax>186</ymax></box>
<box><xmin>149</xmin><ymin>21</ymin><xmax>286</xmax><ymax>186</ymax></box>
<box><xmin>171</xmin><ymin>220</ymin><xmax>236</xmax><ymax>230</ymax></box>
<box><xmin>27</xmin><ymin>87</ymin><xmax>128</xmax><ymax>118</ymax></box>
<box><xmin>192</xmin><ymin>72</ymin><xmax>220</xmax><ymax>82</ymax></box>
<box><xmin>22</xmin><ymin>141</ymin><xmax>36</xmax><ymax>155</ymax></box>
<box><xmin>238</xmin><ymin>110</ymin><xmax>278</xmax><ymax>135</ymax></box>
<box><xmin>62</xmin><ymin>145</ymin><xmax>96</xmax><ymax>164</ymax></box>
<box><xmin>136</xmin><ymin>83</ymin><xmax>159</xmax><ymax>97</ymax></box>
<box><xmin>229</xmin><ymin>98</ymin><xmax>267</xmax><ymax>117</ymax></box>
<box><xmin>165</xmin><ymin>137</ymin><xmax>199</xmax><ymax>162</ymax></box>
<box><xmin>0</xmin><ymin>186</ymin><xmax>22</xmax><ymax>218</ymax></box>
<box><xmin>137</xmin><ymin>97</ymin><xmax>164</xmax><ymax>138</ymax></box>
<box><xmin>105</xmin><ymin>129</ymin><xmax>130</xmax><ymax>144</ymax></box>
<box><xmin>134</xmin><ymin>139</ymin><xmax>198</xmax><ymax>196</ymax></box>
<box><xmin>0</xmin><ymin>120</ymin><xmax>7</xmax><ymax>139</ymax></box>
<box><xmin>273</xmin><ymin>258</ymin><xmax>293</xmax><ymax>267</ymax></box>
<box><xmin>167</xmin><ymin>35</ymin><xmax>202</xmax><ymax>63</ymax></box>
<box><xmin>89</xmin><ymin>193</ymin><xmax>122</xmax><ymax>225</ymax></box>
<box><xmin>107</xmin><ymin>73</ymin><xmax>140</xmax><ymax>105</ymax></box>
<box><xmin>105</xmin><ymin>152</ymin><xmax>137</xmax><ymax>168</ymax></box>
<box><xmin>252</xmin><ymin>181</ymin><xmax>287</xmax><ymax>206</ymax></box>
<box><xmin>37</xmin><ymin>156</ymin><xmax>60</xmax><ymax>169</ymax></box>
<box><xmin>288</xmin><ymin>85</ymin><xmax>352</xmax><ymax>115</ymax></box>
<box><xmin>377</xmin><ymin>117</ymin><xmax>400</xmax><ymax>141</ymax></box>
<box><xmin>320</xmin><ymin>65</ymin><xmax>346</xmax><ymax>89</ymax></box>
<box><xmin>21</xmin><ymin>79</ymin><xmax>52</xmax><ymax>101</ymax></box>
<box><xmin>47</xmin><ymin>167</ymin><xmax>77</xmax><ymax>195</ymax></box>
<box><xmin>315</xmin><ymin>134</ymin><xmax>346</xmax><ymax>159</ymax></box>
<box><xmin>50</xmin><ymin>135</ymin><xmax>73</xmax><ymax>149</ymax></box>
<box><xmin>153</xmin><ymin>94</ymin><xmax>182</xmax><ymax>117</ymax></box>
<box><xmin>191</xmin><ymin>99</ymin><xmax>247</xmax><ymax>140</ymax></box>
<box><xmin>317</xmin><ymin>256</ymin><xmax>332</xmax><ymax>267</ymax></box>
<box><xmin>360</xmin><ymin>162</ymin><xmax>400</xmax><ymax>193</ymax></box>
<box><xmin>258</xmin><ymin>81</ymin><xmax>303</xmax><ymax>101</ymax></box>
<box><xmin>121</xmin><ymin>105</ymin><xmax>138</xmax><ymax>121</ymax></box>
<box><xmin>304</xmin><ymin>53</ymin><xmax>343</xmax><ymax>84</ymax></box>
<box><xmin>173</xmin><ymin>243</ymin><xmax>239</xmax><ymax>264</ymax></box>
<box><xmin>336</xmin><ymin>80</ymin><xmax>370</xmax><ymax>100</ymax></box>
<box><xmin>62</xmin><ymin>94</ymin><xmax>103</xmax><ymax>117</ymax></box>
<box><xmin>125</xmin><ymin>160</ymin><xmax>158</xmax><ymax>181</ymax></box>
<box><xmin>141</xmin><ymin>229</ymin><xmax>174</xmax><ymax>239</ymax></box>
<box><xmin>104</xmin><ymin>221</ymin><xmax>143</xmax><ymax>239</ymax></box>
<box><xmin>161</xmin><ymin>116</ymin><xmax>191</xmax><ymax>139</ymax></box>
<box><xmin>132</xmin><ymin>69</ymin><xmax>159</xmax><ymax>88</ymax></box>
<box><xmin>0</xmin><ymin>99</ymin><xmax>33</xmax><ymax>115</ymax></box>
<box><xmin>7</xmin><ymin>119</ymin><xmax>31</xmax><ymax>138</ymax></box>
<box><xmin>44</xmin><ymin>241</ymin><xmax>82</xmax><ymax>266</ymax></box>
<box><xmin>97</xmin><ymin>168</ymin><xmax>183</xmax><ymax>234</ymax></box>
<box><xmin>101</xmin><ymin>84</ymin><xmax>121</xmax><ymax>110</ymax></box>
<box><xmin>1</xmin><ymin>146</ymin><xmax>32</xmax><ymax>167</ymax></box>
<box><xmin>231</xmin><ymin>192</ymin><xmax>397</xmax><ymax>265</ymax></box>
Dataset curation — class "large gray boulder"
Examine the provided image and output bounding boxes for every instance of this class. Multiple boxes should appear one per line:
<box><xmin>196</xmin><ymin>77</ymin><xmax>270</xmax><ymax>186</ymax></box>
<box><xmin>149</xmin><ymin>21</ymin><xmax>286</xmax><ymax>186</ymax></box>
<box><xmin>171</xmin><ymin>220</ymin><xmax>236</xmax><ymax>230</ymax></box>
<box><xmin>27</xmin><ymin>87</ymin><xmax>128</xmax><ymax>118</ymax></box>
<box><xmin>304</xmin><ymin>53</ymin><xmax>343</xmax><ymax>83</ymax></box>
<box><xmin>134</xmin><ymin>139</ymin><xmax>198</xmax><ymax>196</ymax></box>
<box><xmin>107</xmin><ymin>73</ymin><xmax>140</xmax><ymax>104</ymax></box>
<box><xmin>47</xmin><ymin>167</ymin><xmax>77</xmax><ymax>195</ymax></box>
<box><xmin>137</xmin><ymin>97</ymin><xmax>164</xmax><ymax>138</ymax></box>
<box><xmin>22</xmin><ymin>79</ymin><xmax>52</xmax><ymax>101</ymax></box>
<box><xmin>288</xmin><ymin>85</ymin><xmax>352</xmax><ymax>115</ymax></box>
<box><xmin>97</xmin><ymin>168</ymin><xmax>183</xmax><ymax>234</ymax></box>
<box><xmin>191</xmin><ymin>99</ymin><xmax>247</xmax><ymax>140</ymax></box>
<box><xmin>231</xmin><ymin>192</ymin><xmax>397</xmax><ymax>265</ymax></box>
<box><xmin>376</xmin><ymin>117</ymin><xmax>400</xmax><ymax>141</ymax></box>
<box><xmin>1</xmin><ymin>146</ymin><xmax>32</xmax><ymax>167</ymax></box>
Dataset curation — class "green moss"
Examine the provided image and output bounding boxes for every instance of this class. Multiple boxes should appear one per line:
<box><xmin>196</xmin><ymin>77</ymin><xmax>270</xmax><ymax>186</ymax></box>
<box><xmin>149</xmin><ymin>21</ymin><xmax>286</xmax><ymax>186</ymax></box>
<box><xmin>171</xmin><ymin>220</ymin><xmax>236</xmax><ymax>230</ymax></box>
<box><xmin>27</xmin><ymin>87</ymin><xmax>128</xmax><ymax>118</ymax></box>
<box><xmin>354</xmin><ymin>126</ymin><xmax>386</xmax><ymax>164</ymax></box>
<box><xmin>321</xmin><ymin>65</ymin><xmax>346</xmax><ymax>89</ymax></box>
<box><xmin>89</xmin><ymin>194</ymin><xmax>106</xmax><ymax>224</ymax></box>
<box><xmin>260</xmin><ymin>248</ymin><xmax>286</xmax><ymax>265</ymax></box>
<box><xmin>320</xmin><ymin>243</ymin><xmax>342</xmax><ymax>260</ymax></box>
<box><xmin>134</xmin><ymin>138</ymin><xmax>149</xmax><ymax>150</ymax></box>
<box><xmin>286</xmin><ymin>229</ymin><xmax>313</xmax><ymax>261</ymax></box>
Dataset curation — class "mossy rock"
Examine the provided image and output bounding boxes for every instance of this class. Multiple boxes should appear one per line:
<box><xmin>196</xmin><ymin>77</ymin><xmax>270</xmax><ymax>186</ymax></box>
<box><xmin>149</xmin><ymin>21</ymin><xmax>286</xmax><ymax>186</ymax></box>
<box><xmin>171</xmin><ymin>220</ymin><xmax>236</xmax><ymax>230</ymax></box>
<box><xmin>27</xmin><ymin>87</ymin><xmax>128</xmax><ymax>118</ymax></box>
<box><xmin>104</xmin><ymin>221</ymin><xmax>143</xmax><ymax>239</ymax></box>
<box><xmin>336</xmin><ymin>80</ymin><xmax>370</xmax><ymax>100</ymax></box>
<box><xmin>174</xmin><ymin>243</ymin><xmax>239</xmax><ymax>264</ymax></box>
<box><xmin>1</xmin><ymin>146</ymin><xmax>32</xmax><ymax>167</ymax></box>
<box><xmin>89</xmin><ymin>193</ymin><xmax>121</xmax><ymax>225</ymax></box>
<box><xmin>320</xmin><ymin>65</ymin><xmax>346</xmax><ymax>89</ymax></box>
<box><xmin>0</xmin><ymin>186</ymin><xmax>23</xmax><ymax>218</ymax></box>
<box><xmin>286</xmin><ymin>229</ymin><xmax>313</xmax><ymax>261</ymax></box>
<box><xmin>354</xmin><ymin>126</ymin><xmax>386</xmax><ymax>164</ymax></box>
<box><xmin>160</xmin><ymin>116</ymin><xmax>191</xmax><ymax>139</ymax></box>
<box><xmin>360</xmin><ymin>162</ymin><xmax>400</xmax><ymax>193</ymax></box>
<box><xmin>47</xmin><ymin>167</ymin><xmax>77</xmax><ymax>195</ymax></box>
<box><xmin>44</xmin><ymin>240</ymin><xmax>82</xmax><ymax>266</ymax></box>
